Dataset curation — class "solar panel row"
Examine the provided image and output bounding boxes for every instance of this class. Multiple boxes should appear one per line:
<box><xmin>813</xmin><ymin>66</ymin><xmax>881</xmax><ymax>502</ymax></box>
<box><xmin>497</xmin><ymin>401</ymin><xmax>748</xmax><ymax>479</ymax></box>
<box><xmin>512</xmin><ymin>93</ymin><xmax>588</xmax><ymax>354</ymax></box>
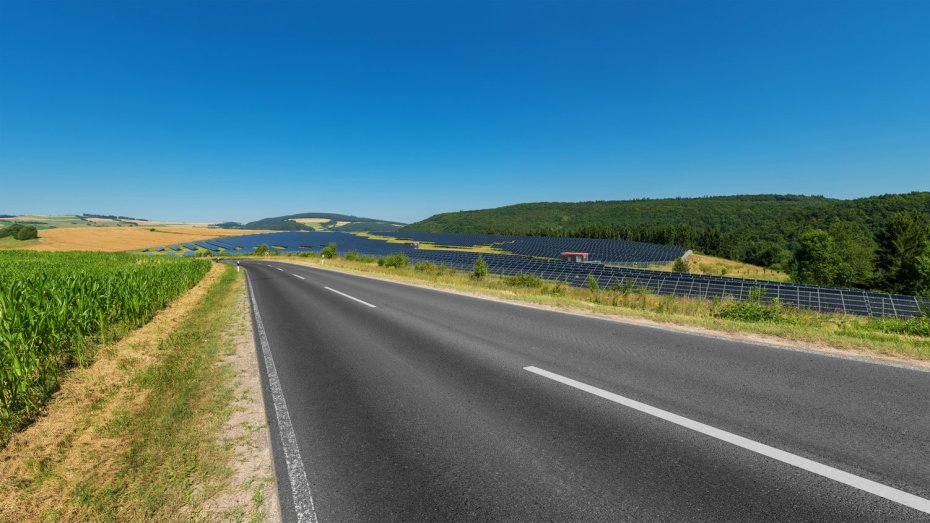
<box><xmin>141</xmin><ymin>231</ymin><xmax>926</xmax><ymax>318</ymax></box>
<box><xmin>378</xmin><ymin>232</ymin><xmax>687</xmax><ymax>265</ymax></box>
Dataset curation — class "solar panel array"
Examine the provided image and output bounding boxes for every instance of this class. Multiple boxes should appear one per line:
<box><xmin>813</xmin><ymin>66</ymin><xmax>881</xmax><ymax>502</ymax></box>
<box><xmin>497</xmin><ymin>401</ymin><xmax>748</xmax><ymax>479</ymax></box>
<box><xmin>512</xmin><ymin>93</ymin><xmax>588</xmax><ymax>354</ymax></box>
<box><xmin>142</xmin><ymin>231</ymin><xmax>926</xmax><ymax>318</ymax></box>
<box><xmin>378</xmin><ymin>232</ymin><xmax>687</xmax><ymax>266</ymax></box>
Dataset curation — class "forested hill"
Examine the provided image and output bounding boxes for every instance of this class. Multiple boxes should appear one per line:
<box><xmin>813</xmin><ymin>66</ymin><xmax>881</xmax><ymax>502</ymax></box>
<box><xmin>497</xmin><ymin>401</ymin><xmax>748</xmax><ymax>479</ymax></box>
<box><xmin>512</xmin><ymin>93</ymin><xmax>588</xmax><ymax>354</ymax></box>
<box><xmin>404</xmin><ymin>193</ymin><xmax>930</xmax><ymax>293</ymax></box>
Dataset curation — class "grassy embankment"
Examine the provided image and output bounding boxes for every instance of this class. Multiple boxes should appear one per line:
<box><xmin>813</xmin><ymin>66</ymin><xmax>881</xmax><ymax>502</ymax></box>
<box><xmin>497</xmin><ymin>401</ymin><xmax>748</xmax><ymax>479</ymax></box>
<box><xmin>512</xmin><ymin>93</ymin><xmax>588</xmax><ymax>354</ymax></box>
<box><xmin>0</xmin><ymin>262</ymin><xmax>274</xmax><ymax>521</ymax></box>
<box><xmin>278</xmin><ymin>253</ymin><xmax>929</xmax><ymax>362</ymax></box>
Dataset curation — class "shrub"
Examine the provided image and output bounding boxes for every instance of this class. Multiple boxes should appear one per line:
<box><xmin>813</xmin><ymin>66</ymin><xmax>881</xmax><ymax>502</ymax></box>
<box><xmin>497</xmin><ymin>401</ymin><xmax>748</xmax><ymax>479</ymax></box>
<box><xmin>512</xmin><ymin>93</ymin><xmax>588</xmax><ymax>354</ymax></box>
<box><xmin>473</xmin><ymin>256</ymin><xmax>487</xmax><ymax>279</ymax></box>
<box><xmin>414</xmin><ymin>261</ymin><xmax>438</xmax><ymax>272</ymax></box>
<box><xmin>714</xmin><ymin>286</ymin><xmax>786</xmax><ymax>323</ymax></box>
<box><xmin>253</xmin><ymin>244</ymin><xmax>270</xmax><ymax>255</ymax></box>
<box><xmin>320</xmin><ymin>243</ymin><xmax>338</xmax><ymax>258</ymax></box>
<box><xmin>586</xmin><ymin>274</ymin><xmax>599</xmax><ymax>291</ymax></box>
<box><xmin>378</xmin><ymin>253</ymin><xmax>409</xmax><ymax>268</ymax></box>
<box><xmin>345</xmin><ymin>250</ymin><xmax>360</xmax><ymax>261</ymax></box>
<box><xmin>507</xmin><ymin>273</ymin><xmax>542</xmax><ymax>288</ymax></box>
<box><xmin>672</xmin><ymin>257</ymin><xmax>689</xmax><ymax>273</ymax></box>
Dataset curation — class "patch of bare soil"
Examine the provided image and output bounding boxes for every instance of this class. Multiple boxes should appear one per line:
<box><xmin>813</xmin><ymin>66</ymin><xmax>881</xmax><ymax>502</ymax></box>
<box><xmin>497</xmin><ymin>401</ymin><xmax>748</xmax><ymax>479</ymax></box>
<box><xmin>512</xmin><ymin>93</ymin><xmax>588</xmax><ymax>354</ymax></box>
<box><xmin>206</xmin><ymin>276</ymin><xmax>279</xmax><ymax>521</ymax></box>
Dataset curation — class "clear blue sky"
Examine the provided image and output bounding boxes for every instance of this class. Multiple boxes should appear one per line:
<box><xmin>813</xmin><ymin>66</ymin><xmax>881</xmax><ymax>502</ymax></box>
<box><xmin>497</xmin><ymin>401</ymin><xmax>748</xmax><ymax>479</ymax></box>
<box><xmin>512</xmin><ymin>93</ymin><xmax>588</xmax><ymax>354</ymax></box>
<box><xmin>1</xmin><ymin>1</ymin><xmax>928</xmax><ymax>224</ymax></box>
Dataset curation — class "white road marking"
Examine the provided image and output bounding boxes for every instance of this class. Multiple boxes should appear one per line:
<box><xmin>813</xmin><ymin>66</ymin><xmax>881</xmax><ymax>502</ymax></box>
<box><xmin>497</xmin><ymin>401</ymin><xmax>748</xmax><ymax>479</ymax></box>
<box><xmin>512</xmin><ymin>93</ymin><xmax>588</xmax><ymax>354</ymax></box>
<box><xmin>276</xmin><ymin>267</ymin><xmax>284</xmax><ymax>271</ymax></box>
<box><xmin>247</xmin><ymin>274</ymin><xmax>319</xmax><ymax>523</ymax></box>
<box><xmin>324</xmin><ymin>286</ymin><xmax>377</xmax><ymax>308</ymax></box>
<box><xmin>292</xmin><ymin>273</ymin><xmax>305</xmax><ymax>279</ymax></box>
<box><xmin>524</xmin><ymin>365</ymin><xmax>930</xmax><ymax>515</ymax></box>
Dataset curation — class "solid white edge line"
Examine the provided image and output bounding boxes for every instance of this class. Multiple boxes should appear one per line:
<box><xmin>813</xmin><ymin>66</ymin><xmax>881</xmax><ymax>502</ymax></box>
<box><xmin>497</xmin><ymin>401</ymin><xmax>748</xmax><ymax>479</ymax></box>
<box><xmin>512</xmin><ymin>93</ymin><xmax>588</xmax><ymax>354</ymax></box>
<box><xmin>324</xmin><ymin>286</ymin><xmax>377</xmax><ymax>308</ymax></box>
<box><xmin>247</xmin><ymin>273</ymin><xmax>319</xmax><ymax>523</ymax></box>
<box><xmin>524</xmin><ymin>365</ymin><xmax>930</xmax><ymax>515</ymax></box>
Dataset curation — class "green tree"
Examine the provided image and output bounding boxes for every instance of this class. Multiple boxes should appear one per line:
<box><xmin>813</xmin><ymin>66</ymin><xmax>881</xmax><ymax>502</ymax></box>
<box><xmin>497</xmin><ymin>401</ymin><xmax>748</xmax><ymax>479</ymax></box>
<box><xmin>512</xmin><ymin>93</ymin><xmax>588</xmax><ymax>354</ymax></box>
<box><xmin>320</xmin><ymin>243</ymin><xmax>338</xmax><ymax>258</ymax></box>
<box><xmin>827</xmin><ymin>221</ymin><xmax>876</xmax><ymax>288</ymax></box>
<box><xmin>671</xmin><ymin>257</ymin><xmax>689</xmax><ymax>273</ymax></box>
<box><xmin>875</xmin><ymin>212</ymin><xmax>929</xmax><ymax>294</ymax></box>
<box><xmin>253</xmin><ymin>244</ymin><xmax>270</xmax><ymax>255</ymax></box>
<box><xmin>792</xmin><ymin>229</ymin><xmax>839</xmax><ymax>285</ymax></box>
<box><xmin>13</xmin><ymin>225</ymin><xmax>38</xmax><ymax>240</ymax></box>
<box><xmin>914</xmin><ymin>240</ymin><xmax>930</xmax><ymax>297</ymax></box>
<box><xmin>473</xmin><ymin>255</ymin><xmax>487</xmax><ymax>279</ymax></box>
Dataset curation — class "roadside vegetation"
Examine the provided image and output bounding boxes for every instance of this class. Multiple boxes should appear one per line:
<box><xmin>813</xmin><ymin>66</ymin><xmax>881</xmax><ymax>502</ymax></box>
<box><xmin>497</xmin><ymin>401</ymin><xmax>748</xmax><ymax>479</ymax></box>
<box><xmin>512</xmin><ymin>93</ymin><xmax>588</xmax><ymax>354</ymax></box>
<box><xmin>0</xmin><ymin>251</ymin><xmax>210</xmax><ymax>444</ymax></box>
<box><xmin>270</xmin><ymin>250</ymin><xmax>930</xmax><ymax>362</ymax></box>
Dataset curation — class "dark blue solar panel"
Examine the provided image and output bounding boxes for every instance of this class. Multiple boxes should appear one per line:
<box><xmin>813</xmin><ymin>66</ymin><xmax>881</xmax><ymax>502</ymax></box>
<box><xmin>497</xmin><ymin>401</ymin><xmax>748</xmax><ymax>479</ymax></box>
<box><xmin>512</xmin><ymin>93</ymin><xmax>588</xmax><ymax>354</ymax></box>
<box><xmin>144</xmin><ymin>231</ymin><xmax>924</xmax><ymax>318</ymax></box>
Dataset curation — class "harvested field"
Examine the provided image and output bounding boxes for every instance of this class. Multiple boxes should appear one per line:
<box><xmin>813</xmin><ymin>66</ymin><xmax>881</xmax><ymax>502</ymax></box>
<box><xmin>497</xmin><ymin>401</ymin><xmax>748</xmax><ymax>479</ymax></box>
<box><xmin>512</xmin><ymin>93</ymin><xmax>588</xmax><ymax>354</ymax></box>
<box><xmin>11</xmin><ymin>227</ymin><xmax>271</xmax><ymax>252</ymax></box>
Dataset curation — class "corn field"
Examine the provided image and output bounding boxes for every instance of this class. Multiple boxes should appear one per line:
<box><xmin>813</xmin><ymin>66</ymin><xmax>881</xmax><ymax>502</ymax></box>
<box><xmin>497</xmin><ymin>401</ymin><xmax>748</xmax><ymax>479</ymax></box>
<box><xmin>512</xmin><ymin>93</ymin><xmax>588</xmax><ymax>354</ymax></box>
<box><xmin>0</xmin><ymin>251</ymin><xmax>210</xmax><ymax>433</ymax></box>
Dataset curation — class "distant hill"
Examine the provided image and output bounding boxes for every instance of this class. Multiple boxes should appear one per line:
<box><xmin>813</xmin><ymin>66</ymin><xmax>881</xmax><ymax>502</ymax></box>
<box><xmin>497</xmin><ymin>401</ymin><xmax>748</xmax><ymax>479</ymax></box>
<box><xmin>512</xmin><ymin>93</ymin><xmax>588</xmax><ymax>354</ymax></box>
<box><xmin>402</xmin><ymin>193</ymin><xmax>930</xmax><ymax>289</ymax></box>
<box><xmin>223</xmin><ymin>212</ymin><xmax>404</xmax><ymax>232</ymax></box>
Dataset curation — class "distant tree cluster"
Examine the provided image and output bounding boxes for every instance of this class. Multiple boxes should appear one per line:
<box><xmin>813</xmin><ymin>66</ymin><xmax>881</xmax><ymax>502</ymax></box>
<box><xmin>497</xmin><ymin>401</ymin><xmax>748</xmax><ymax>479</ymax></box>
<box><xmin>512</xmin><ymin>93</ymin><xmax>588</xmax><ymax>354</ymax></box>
<box><xmin>81</xmin><ymin>213</ymin><xmax>146</xmax><ymax>221</ymax></box>
<box><xmin>0</xmin><ymin>224</ymin><xmax>38</xmax><ymax>241</ymax></box>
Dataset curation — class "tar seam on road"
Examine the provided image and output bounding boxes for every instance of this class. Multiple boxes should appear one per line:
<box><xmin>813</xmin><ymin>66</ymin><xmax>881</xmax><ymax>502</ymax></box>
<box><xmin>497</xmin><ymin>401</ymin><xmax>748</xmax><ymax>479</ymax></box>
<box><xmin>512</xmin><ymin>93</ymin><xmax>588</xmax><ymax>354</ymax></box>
<box><xmin>324</xmin><ymin>286</ymin><xmax>377</xmax><ymax>308</ymax></box>
<box><xmin>247</xmin><ymin>272</ymin><xmax>320</xmax><ymax>523</ymax></box>
<box><xmin>524</xmin><ymin>366</ymin><xmax>930</xmax><ymax>515</ymax></box>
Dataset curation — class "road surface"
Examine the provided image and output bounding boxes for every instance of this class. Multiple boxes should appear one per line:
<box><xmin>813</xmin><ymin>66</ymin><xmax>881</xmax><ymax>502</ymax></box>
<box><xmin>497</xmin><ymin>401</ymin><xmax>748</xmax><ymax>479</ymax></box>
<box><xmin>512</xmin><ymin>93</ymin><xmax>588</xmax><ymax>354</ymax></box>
<box><xmin>240</xmin><ymin>259</ymin><xmax>930</xmax><ymax>522</ymax></box>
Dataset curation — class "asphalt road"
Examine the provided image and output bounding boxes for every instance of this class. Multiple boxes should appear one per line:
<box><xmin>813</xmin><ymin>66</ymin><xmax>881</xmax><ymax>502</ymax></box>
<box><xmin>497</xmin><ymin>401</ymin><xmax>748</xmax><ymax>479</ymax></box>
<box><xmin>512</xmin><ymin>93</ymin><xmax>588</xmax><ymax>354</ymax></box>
<box><xmin>240</xmin><ymin>259</ymin><xmax>930</xmax><ymax>522</ymax></box>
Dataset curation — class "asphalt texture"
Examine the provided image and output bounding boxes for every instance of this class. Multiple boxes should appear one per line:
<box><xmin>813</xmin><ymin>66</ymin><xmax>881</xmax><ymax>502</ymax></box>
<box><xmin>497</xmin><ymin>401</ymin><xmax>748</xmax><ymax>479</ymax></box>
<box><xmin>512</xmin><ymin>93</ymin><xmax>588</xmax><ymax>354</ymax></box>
<box><xmin>240</xmin><ymin>259</ymin><xmax>930</xmax><ymax>522</ymax></box>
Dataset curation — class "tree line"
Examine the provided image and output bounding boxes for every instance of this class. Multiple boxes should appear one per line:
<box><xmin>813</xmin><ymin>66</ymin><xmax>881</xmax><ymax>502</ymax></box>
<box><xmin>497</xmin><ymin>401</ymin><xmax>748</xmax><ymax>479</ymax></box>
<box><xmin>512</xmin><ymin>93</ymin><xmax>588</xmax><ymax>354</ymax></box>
<box><xmin>403</xmin><ymin>193</ymin><xmax>930</xmax><ymax>296</ymax></box>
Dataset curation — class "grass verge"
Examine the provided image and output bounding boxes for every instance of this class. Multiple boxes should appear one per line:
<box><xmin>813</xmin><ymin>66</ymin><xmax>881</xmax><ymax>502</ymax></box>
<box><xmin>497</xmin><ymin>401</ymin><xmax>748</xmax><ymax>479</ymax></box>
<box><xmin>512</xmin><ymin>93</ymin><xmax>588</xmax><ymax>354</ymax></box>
<box><xmin>0</xmin><ymin>263</ymin><xmax>275</xmax><ymax>521</ymax></box>
<box><xmin>279</xmin><ymin>254</ymin><xmax>929</xmax><ymax>364</ymax></box>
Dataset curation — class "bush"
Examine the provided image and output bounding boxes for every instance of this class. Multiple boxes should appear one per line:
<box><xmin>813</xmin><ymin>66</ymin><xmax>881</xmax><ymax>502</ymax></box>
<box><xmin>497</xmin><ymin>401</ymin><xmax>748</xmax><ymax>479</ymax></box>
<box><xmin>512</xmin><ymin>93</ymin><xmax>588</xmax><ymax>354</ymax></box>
<box><xmin>714</xmin><ymin>286</ymin><xmax>786</xmax><ymax>323</ymax></box>
<box><xmin>15</xmin><ymin>225</ymin><xmax>38</xmax><ymax>240</ymax></box>
<box><xmin>507</xmin><ymin>273</ymin><xmax>542</xmax><ymax>288</ymax></box>
<box><xmin>414</xmin><ymin>261</ymin><xmax>438</xmax><ymax>272</ymax></box>
<box><xmin>378</xmin><ymin>252</ymin><xmax>409</xmax><ymax>268</ymax></box>
<box><xmin>473</xmin><ymin>256</ymin><xmax>488</xmax><ymax>279</ymax></box>
<box><xmin>253</xmin><ymin>244</ymin><xmax>270</xmax><ymax>255</ymax></box>
<box><xmin>586</xmin><ymin>274</ymin><xmax>599</xmax><ymax>291</ymax></box>
<box><xmin>672</xmin><ymin>258</ymin><xmax>689</xmax><ymax>273</ymax></box>
<box><xmin>320</xmin><ymin>243</ymin><xmax>338</xmax><ymax>258</ymax></box>
<box><xmin>345</xmin><ymin>250</ymin><xmax>360</xmax><ymax>261</ymax></box>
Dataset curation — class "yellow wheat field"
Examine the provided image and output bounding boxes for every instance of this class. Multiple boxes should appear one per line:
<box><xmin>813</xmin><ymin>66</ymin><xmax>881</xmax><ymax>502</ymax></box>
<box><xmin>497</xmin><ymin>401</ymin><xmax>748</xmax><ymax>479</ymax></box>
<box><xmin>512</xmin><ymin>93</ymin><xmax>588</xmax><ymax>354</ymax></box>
<box><xmin>15</xmin><ymin>227</ymin><xmax>271</xmax><ymax>252</ymax></box>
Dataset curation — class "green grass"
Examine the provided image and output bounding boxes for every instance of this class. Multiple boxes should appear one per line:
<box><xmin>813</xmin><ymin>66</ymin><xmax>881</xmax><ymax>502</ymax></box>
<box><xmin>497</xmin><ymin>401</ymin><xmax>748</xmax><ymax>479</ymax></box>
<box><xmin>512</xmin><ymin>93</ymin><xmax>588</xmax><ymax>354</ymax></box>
<box><xmin>67</xmin><ymin>265</ymin><xmax>265</xmax><ymax>521</ymax></box>
<box><xmin>0</xmin><ymin>236</ymin><xmax>40</xmax><ymax>249</ymax></box>
<box><xmin>274</xmin><ymin>253</ymin><xmax>929</xmax><ymax>362</ymax></box>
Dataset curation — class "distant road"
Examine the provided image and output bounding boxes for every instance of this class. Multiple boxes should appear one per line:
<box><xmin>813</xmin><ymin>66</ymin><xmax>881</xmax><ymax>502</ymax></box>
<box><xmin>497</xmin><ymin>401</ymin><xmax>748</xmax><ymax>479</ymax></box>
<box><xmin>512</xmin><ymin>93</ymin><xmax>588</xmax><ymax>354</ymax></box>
<box><xmin>241</xmin><ymin>260</ymin><xmax>930</xmax><ymax>522</ymax></box>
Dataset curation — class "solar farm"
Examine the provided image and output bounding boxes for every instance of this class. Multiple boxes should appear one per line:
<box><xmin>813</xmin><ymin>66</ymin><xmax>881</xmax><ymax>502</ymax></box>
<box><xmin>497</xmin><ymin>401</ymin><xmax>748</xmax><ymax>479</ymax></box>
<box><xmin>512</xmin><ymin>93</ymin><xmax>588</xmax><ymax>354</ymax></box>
<box><xmin>142</xmin><ymin>231</ymin><xmax>927</xmax><ymax>318</ymax></box>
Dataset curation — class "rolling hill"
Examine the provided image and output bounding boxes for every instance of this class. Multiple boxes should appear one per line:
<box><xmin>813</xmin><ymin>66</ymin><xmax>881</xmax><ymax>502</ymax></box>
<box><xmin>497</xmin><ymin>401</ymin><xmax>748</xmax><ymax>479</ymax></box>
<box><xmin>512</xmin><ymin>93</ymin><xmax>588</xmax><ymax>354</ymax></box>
<box><xmin>222</xmin><ymin>212</ymin><xmax>405</xmax><ymax>232</ymax></box>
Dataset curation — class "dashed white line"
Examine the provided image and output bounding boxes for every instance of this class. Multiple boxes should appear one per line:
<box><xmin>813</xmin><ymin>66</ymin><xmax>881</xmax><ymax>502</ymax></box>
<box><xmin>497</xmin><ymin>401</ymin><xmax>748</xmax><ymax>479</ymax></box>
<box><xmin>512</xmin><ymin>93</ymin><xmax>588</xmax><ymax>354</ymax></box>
<box><xmin>524</xmin><ymin>366</ymin><xmax>930</xmax><ymax>515</ymax></box>
<box><xmin>276</xmin><ymin>267</ymin><xmax>284</xmax><ymax>271</ymax></box>
<box><xmin>247</xmin><ymin>274</ymin><xmax>319</xmax><ymax>523</ymax></box>
<box><xmin>324</xmin><ymin>286</ymin><xmax>377</xmax><ymax>308</ymax></box>
<box><xmin>292</xmin><ymin>274</ymin><xmax>305</xmax><ymax>280</ymax></box>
